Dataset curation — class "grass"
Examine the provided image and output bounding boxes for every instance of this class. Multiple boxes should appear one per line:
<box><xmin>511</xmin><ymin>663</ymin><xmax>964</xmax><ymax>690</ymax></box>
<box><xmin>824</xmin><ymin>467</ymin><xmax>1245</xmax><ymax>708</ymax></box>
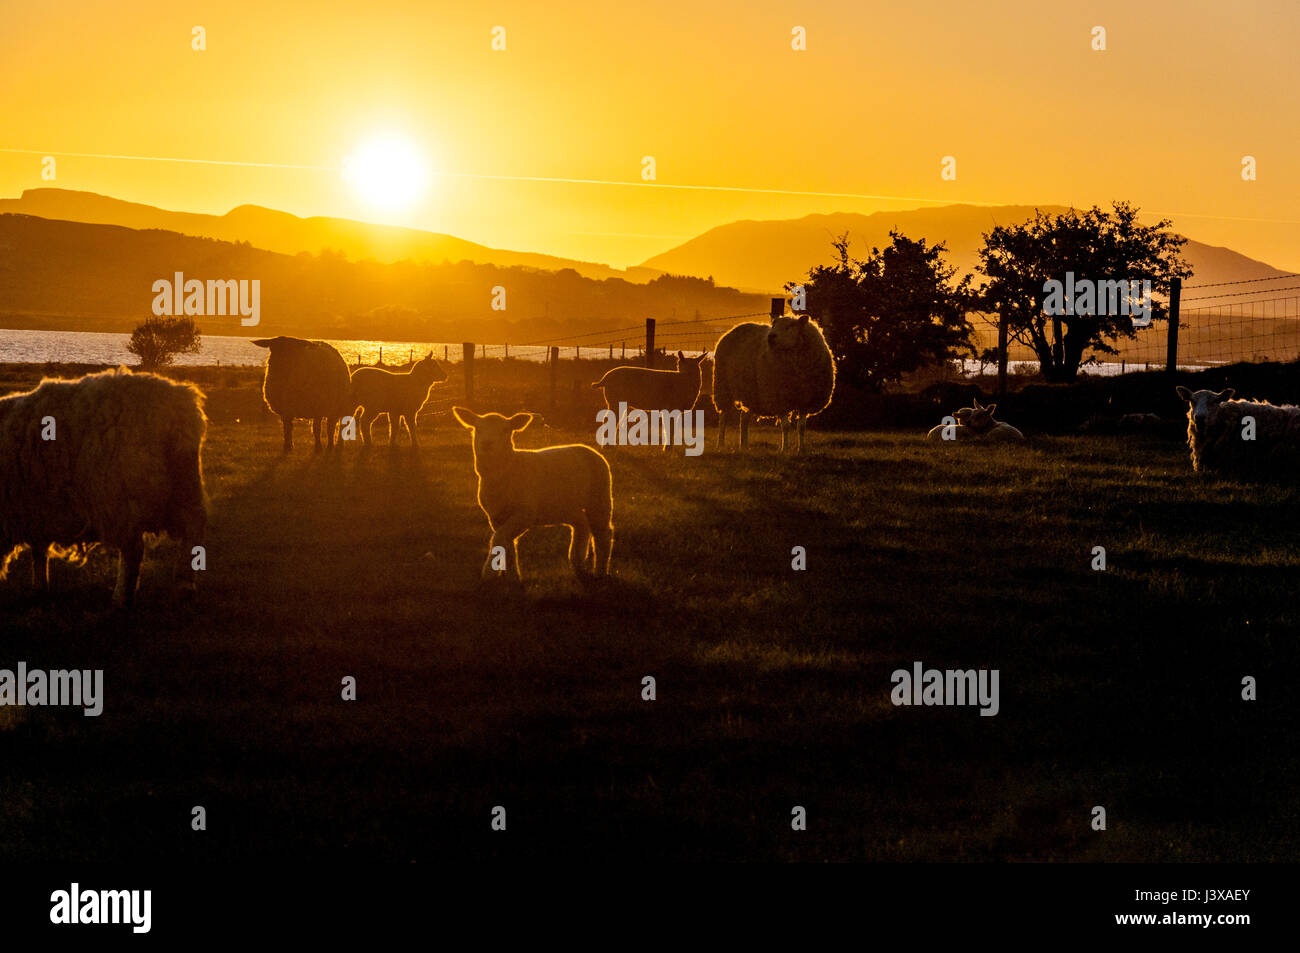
<box><xmin>0</xmin><ymin>370</ymin><xmax>1297</xmax><ymax>861</ymax></box>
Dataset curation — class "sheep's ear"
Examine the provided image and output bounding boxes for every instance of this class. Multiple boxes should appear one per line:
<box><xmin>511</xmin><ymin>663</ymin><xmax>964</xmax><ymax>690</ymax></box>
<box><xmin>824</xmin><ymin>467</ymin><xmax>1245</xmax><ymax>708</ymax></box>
<box><xmin>1219</xmin><ymin>388</ymin><xmax>1235</xmax><ymax>400</ymax></box>
<box><xmin>426</xmin><ymin>349</ymin><xmax>433</xmax><ymax>359</ymax></box>
<box><xmin>1175</xmin><ymin>385</ymin><xmax>1192</xmax><ymax>401</ymax></box>
<box><xmin>797</xmin><ymin>314</ymin><xmax>809</xmax><ymax>327</ymax></box>
<box><xmin>507</xmin><ymin>412</ymin><xmax>534</xmax><ymax>432</ymax></box>
<box><xmin>677</xmin><ymin>350</ymin><xmax>685</xmax><ymax>360</ymax></box>
<box><xmin>985</xmin><ymin>403</ymin><xmax>997</xmax><ymax>415</ymax></box>
<box><xmin>451</xmin><ymin>407</ymin><xmax>477</xmax><ymax>429</ymax></box>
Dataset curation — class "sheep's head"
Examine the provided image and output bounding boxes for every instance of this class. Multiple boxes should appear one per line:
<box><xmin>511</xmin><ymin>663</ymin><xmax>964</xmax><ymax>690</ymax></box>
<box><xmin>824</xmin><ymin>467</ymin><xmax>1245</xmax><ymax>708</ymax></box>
<box><xmin>453</xmin><ymin>407</ymin><xmax>534</xmax><ymax>466</ymax></box>
<box><xmin>413</xmin><ymin>352</ymin><xmax>448</xmax><ymax>385</ymax></box>
<box><xmin>767</xmin><ymin>315</ymin><xmax>810</xmax><ymax>352</ymax></box>
<box><xmin>676</xmin><ymin>350</ymin><xmax>708</xmax><ymax>380</ymax></box>
<box><xmin>954</xmin><ymin>399</ymin><xmax>997</xmax><ymax>433</ymax></box>
<box><xmin>1176</xmin><ymin>386</ymin><xmax>1235</xmax><ymax>432</ymax></box>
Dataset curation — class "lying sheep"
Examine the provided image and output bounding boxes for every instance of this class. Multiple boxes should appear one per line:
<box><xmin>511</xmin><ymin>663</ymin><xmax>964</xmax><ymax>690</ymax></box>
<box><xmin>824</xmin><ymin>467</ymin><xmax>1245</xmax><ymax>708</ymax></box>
<box><xmin>0</xmin><ymin>368</ymin><xmax>207</xmax><ymax>607</ymax></box>
<box><xmin>452</xmin><ymin>407</ymin><xmax>613</xmax><ymax>582</ymax></box>
<box><xmin>713</xmin><ymin>314</ymin><xmax>835</xmax><ymax>452</ymax></box>
<box><xmin>1176</xmin><ymin>386</ymin><xmax>1300</xmax><ymax>473</ymax></box>
<box><xmin>591</xmin><ymin>351</ymin><xmax>707</xmax><ymax>448</ymax></box>
<box><xmin>252</xmin><ymin>336</ymin><xmax>352</xmax><ymax>452</ymax></box>
<box><xmin>350</xmin><ymin>352</ymin><xmax>448</xmax><ymax>448</ymax></box>
<box><xmin>926</xmin><ymin>399</ymin><xmax>1024</xmax><ymax>442</ymax></box>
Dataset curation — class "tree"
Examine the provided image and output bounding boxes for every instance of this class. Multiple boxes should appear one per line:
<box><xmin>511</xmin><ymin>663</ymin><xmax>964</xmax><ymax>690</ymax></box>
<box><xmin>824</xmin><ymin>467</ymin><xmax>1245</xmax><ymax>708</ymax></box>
<box><xmin>126</xmin><ymin>316</ymin><xmax>202</xmax><ymax>369</ymax></box>
<box><xmin>977</xmin><ymin>202</ymin><xmax>1193</xmax><ymax>382</ymax></box>
<box><xmin>793</xmin><ymin>231</ymin><xmax>975</xmax><ymax>391</ymax></box>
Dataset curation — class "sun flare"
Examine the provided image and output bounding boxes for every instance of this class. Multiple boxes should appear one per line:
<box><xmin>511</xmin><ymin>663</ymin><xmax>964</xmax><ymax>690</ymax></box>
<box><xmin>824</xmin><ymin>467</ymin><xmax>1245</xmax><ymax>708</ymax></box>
<box><xmin>342</xmin><ymin>136</ymin><xmax>432</xmax><ymax>211</ymax></box>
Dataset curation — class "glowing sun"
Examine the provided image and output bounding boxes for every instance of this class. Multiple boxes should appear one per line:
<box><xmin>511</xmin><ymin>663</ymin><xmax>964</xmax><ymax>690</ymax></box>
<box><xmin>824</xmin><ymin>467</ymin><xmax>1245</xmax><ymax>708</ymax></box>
<box><xmin>342</xmin><ymin>136</ymin><xmax>432</xmax><ymax>210</ymax></box>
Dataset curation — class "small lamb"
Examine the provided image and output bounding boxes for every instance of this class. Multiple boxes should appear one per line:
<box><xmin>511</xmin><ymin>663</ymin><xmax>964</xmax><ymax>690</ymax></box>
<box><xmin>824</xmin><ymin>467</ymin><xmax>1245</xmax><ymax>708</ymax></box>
<box><xmin>453</xmin><ymin>407</ymin><xmax>613</xmax><ymax>581</ymax></box>
<box><xmin>350</xmin><ymin>352</ymin><xmax>447</xmax><ymax>447</ymax></box>
<box><xmin>591</xmin><ymin>352</ymin><xmax>707</xmax><ymax>448</ymax></box>
<box><xmin>927</xmin><ymin>399</ymin><xmax>1024</xmax><ymax>442</ymax></box>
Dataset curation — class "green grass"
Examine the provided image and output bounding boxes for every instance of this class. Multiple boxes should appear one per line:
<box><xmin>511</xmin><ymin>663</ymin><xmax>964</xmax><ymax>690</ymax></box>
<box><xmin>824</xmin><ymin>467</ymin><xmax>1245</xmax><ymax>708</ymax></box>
<box><xmin>1</xmin><ymin>394</ymin><xmax>1296</xmax><ymax>861</ymax></box>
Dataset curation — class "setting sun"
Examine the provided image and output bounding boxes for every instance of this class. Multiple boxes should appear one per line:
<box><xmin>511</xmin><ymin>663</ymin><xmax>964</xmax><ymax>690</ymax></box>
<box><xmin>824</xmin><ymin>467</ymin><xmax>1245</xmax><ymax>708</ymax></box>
<box><xmin>342</xmin><ymin>136</ymin><xmax>431</xmax><ymax>211</ymax></box>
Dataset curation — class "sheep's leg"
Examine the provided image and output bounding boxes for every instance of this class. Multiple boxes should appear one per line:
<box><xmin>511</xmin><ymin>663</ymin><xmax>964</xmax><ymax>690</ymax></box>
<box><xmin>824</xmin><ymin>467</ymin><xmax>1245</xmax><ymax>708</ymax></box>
<box><xmin>717</xmin><ymin>411</ymin><xmax>728</xmax><ymax>450</ymax></box>
<box><xmin>360</xmin><ymin>409</ymin><xmax>373</xmax><ymax>445</ymax></box>
<box><xmin>591</xmin><ymin>523</ymin><xmax>613</xmax><ymax>577</ymax></box>
<box><xmin>31</xmin><ymin>544</ymin><xmax>49</xmax><ymax>592</ymax></box>
<box><xmin>406</xmin><ymin>413</ymin><xmax>420</xmax><ymax>449</ymax></box>
<box><xmin>797</xmin><ymin>413</ymin><xmax>807</xmax><ymax>453</ymax></box>
<box><xmin>568</xmin><ymin>516</ymin><xmax>593</xmax><ymax>577</ymax></box>
<box><xmin>325</xmin><ymin>416</ymin><xmax>337</xmax><ymax>450</ymax></box>
<box><xmin>483</xmin><ymin>520</ymin><xmax>526</xmax><ymax>582</ymax></box>
<box><xmin>112</xmin><ymin>534</ymin><xmax>144</xmax><ymax>609</ymax></box>
<box><xmin>739</xmin><ymin>412</ymin><xmax>750</xmax><ymax>450</ymax></box>
<box><xmin>779</xmin><ymin>417</ymin><xmax>790</xmax><ymax>453</ymax></box>
<box><xmin>280</xmin><ymin>416</ymin><xmax>293</xmax><ymax>452</ymax></box>
<box><xmin>311</xmin><ymin>417</ymin><xmax>323</xmax><ymax>452</ymax></box>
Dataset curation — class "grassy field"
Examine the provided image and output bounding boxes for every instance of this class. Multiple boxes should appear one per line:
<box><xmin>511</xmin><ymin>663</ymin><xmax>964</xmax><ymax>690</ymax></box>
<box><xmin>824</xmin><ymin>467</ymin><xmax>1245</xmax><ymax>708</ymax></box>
<box><xmin>1</xmin><ymin>368</ymin><xmax>1297</xmax><ymax>862</ymax></box>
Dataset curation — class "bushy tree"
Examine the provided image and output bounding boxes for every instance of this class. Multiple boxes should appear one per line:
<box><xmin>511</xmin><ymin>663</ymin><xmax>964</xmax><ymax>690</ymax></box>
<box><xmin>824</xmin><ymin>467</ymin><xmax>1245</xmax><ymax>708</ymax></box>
<box><xmin>794</xmin><ymin>231</ymin><xmax>974</xmax><ymax>391</ymax></box>
<box><xmin>126</xmin><ymin>316</ymin><xmax>202</xmax><ymax>369</ymax></box>
<box><xmin>977</xmin><ymin>202</ymin><xmax>1192</xmax><ymax>382</ymax></box>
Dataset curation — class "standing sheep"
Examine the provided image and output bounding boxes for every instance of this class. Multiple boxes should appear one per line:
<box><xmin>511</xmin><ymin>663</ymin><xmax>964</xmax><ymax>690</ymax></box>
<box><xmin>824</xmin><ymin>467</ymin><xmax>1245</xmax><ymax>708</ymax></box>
<box><xmin>0</xmin><ymin>368</ymin><xmax>207</xmax><ymax>608</ymax></box>
<box><xmin>350</xmin><ymin>353</ymin><xmax>448</xmax><ymax>448</ymax></box>
<box><xmin>252</xmin><ymin>336</ymin><xmax>352</xmax><ymax>452</ymax></box>
<box><xmin>712</xmin><ymin>314</ymin><xmax>835</xmax><ymax>452</ymax></box>
<box><xmin>452</xmin><ymin>407</ymin><xmax>613</xmax><ymax>582</ymax></box>
<box><xmin>591</xmin><ymin>351</ymin><xmax>707</xmax><ymax>448</ymax></box>
<box><xmin>926</xmin><ymin>400</ymin><xmax>1024</xmax><ymax>442</ymax></box>
<box><xmin>1176</xmin><ymin>386</ymin><xmax>1300</xmax><ymax>472</ymax></box>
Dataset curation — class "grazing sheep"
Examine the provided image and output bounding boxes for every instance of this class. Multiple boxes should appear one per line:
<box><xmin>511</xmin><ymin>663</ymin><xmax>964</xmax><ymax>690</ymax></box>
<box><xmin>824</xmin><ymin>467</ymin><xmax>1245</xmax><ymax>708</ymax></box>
<box><xmin>350</xmin><ymin>352</ymin><xmax>448</xmax><ymax>448</ymax></box>
<box><xmin>926</xmin><ymin>399</ymin><xmax>1024</xmax><ymax>442</ymax></box>
<box><xmin>452</xmin><ymin>407</ymin><xmax>613</xmax><ymax>582</ymax></box>
<box><xmin>252</xmin><ymin>336</ymin><xmax>352</xmax><ymax>452</ymax></box>
<box><xmin>712</xmin><ymin>314</ymin><xmax>835</xmax><ymax>452</ymax></box>
<box><xmin>1176</xmin><ymin>386</ymin><xmax>1300</xmax><ymax>472</ymax></box>
<box><xmin>591</xmin><ymin>351</ymin><xmax>707</xmax><ymax>448</ymax></box>
<box><xmin>0</xmin><ymin>368</ymin><xmax>207</xmax><ymax>608</ymax></box>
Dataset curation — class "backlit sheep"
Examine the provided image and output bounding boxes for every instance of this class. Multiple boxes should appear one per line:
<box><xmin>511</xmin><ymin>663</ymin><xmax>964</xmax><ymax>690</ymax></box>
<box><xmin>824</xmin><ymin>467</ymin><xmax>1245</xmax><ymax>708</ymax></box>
<box><xmin>1176</xmin><ymin>386</ymin><xmax>1300</xmax><ymax>472</ymax></box>
<box><xmin>0</xmin><ymin>368</ymin><xmax>207</xmax><ymax>608</ymax></box>
<box><xmin>591</xmin><ymin>351</ymin><xmax>707</xmax><ymax>448</ymax></box>
<box><xmin>350</xmin><ymin>352</ymin><xmax>448</xmax><ymax>447</ymax></box>
<box><xmin>452</xmin><ymin>407</ymin><xmax>613</xmax><ymax>581</ymax></box>
<box><xmin>252</xmin><ymin>336</ymin><xmax>352</xmax><ymax>452</ymax></box>
<box><xmin>926</xmin><ymin>400</ymin><xmax>1024</xmax><ymax>442</ymax></box>
<box><xmin>712</xmin><ymin>314</ymin><xmax>835</xmax><ymax>452</ymax></box>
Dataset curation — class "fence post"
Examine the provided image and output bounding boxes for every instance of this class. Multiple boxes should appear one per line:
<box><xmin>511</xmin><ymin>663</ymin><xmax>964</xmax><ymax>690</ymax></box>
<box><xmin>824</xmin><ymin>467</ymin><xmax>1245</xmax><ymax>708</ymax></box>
<box><xmin>644</xmin><ymin>318</ymin><xmax>656</xmax><ymax>368</ymax></box>
<box><xmin>997</xmin><ymin>312</ymin><xmax>1009</xmax><ymax>397</ymax></box>
<box><xmin>463</xmin><ymin>343</ymin><xmax>475</xmax><ymax>402</ymax></box>
<box><xmin>444</xmin><ymin>344</ymin><xmax>449</xmax><ymax>361</ymax></box>
<box><xmin>549</xmin><ymin>346</ymin><xmax>560</xmax><ymax>409</ymax></box>
<box><xmin>1166</xmin><ymin>277</ymin><xmax>1181</xmax><ymax>375</ymax></box>
<box><xmin>504</xmin><ymin>343</ymin><xmax>509</xmax><ymax>359</ymax></box>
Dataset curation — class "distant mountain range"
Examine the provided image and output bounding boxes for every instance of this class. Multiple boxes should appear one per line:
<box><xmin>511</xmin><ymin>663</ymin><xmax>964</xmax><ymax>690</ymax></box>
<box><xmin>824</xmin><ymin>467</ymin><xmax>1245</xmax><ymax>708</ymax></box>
<box><xmin>0</xmin><ymin>189</ymin><xmax>666</xmax><ymax>284</ymax></box>
<box><xmin>640</xmin><ymin>205</ymin><xmax>1293</xmax><ymax>292</ymax></box>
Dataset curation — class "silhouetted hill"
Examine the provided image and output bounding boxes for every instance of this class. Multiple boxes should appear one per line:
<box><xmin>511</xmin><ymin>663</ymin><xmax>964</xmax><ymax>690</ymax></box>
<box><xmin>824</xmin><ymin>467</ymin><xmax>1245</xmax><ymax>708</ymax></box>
<box><xmin>0</xmin><ymin>215</ymin><xmax>763</xmax><ymax>342</ymax></box>
<box><xmin>0</xmin><ymin>188</ymin><xmax>666</xmax><ymax>283</ymax></box>
<box><xmin>641</xmin><ymin>204</ymin><xmax>1293</xmax><ymax>291</ymax></box>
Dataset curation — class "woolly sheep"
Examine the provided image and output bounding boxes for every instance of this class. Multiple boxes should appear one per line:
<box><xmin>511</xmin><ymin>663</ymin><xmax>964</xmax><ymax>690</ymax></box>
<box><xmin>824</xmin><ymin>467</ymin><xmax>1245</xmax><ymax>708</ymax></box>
<box><xmin>350</xmin><ymin>352</ymin><xmax>448</xmax><ymax>447</ymax></box>
<box><xmin>926</xmin><ymin>399</ymin><xmax>1024</xmax><ymax>442</ymax></box>
<box><xmin>591</xmin><ymin>351</ymin><xmax>707</xmax><ymax>449</ymax></box>
<box><xmin>712</xmin><ymin>314</ymin><xmax>835</xmax><ymax>452</ymax></box>
<box><xmin>252</xmin><ymin>336</ymin><xmax>352</xmax><ymax>452</ymax></box>
<box><xmin>452</xmin><ymin>407</ymin><xmax>613</xmax><ymax>581</ymax></box>
<box><xmin>1176</xmin><ymin>386</ymin><xmax>1300</xmax><ymax>473</ymax></box>
<box><xmin>0</xmin><ymin>368</ymin><xmax>207</xmax><ymax>608</ymax></box>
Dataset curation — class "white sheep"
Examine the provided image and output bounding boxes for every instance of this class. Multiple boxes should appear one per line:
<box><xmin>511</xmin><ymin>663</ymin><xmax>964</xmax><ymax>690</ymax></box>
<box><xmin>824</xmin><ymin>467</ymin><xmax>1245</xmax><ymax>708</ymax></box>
<box><xmin>712</xmin><ymin>314</ymin><xmax>835</xmax><ymax>452</ymax></box>
<box><xmin>0</xmin><ymin>368</ymin><xmax>207</xmax><ymax>607</ymax></box>
<box><xmin>452</xmin><ymin>407</ymin><xmax>613</xmax><ymax>581</ymax></box>
<box><xmin>350</xmin><ymin>352</ymin><xmax>448</xmax><ymax>447</ymax></box>
<box><xmin>591</xmin><ymin>351</ymin><xmax>707</xmax><ymax>448</ymax></box>
<box><xmin>1176</xmin><ymin>386</ymin><xmax>1300</xmax><ymax>472</ymax></box>
<box><xmin>252</xmin><ymin>336</ymin><xmax>352</xmax><ymax>452</ymax></box>
<box><xmin>926</xmin><ymin>399</ymin><xmax>1024</xmax><ymax>442</ymax></box>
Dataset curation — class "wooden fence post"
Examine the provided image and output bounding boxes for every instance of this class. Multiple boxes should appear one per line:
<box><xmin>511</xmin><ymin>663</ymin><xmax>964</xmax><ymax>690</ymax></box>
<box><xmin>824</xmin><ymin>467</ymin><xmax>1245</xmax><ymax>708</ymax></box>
<box><xmin>771</xmin><ymin>297</ymin><xmax>784</xmax><ymax>321</ymax></box>
<box><xmin>463</xmin><ymin>343</ymin><xmax>475</xmax><ymax>402</ymax></box>
<box><xmin>1166</xmin><ymin>277</ymin><xmax>1181</xmax><ymax>375</ymax></box>
<box><xmin>644</xmin><ymin>319</ymin><xmax>656</xmax><ymax>368</ymax></box>
<box><xmin>997</xmin><ymin>312</ymin><xmax>1009</xmax><ymax>397</ymax></box>
<box><xmin>549</xmin><ymin>346</ymin><xmax>560</xmax><ymax>409</ymax></box>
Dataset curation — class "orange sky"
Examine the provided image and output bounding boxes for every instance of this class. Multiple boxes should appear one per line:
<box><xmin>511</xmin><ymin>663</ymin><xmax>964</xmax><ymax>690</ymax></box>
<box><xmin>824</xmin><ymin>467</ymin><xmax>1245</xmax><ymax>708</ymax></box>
<box><xmin>2</xmin><ymin>0</ymin><xmax>1298</xmax><ymax>271</ymax></box>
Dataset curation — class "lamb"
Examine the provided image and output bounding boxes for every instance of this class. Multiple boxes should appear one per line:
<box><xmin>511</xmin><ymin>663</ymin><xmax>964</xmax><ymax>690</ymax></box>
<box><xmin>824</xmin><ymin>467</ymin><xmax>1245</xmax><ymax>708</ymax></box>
<box><xmin>252</xmin><ymin>336</ymin><xmax>352</xmax><ymax>452</ymax></box>
<box><xmin>0</xmin><ymin>368</ymin><xmax>207</xmax><ymax>608</ymax></box>
<box><xmin>350</xmin><ymin>352</ymin><xmax>448</xmax><ymax>447</ymax></box>
<box><xmin>1176</xmin><ymin>386</ymin><xmax>1300</xmax><ymax>473</ymax></box>
<box><xmin>452</xmin><ymin>407</ymin><xmax>613</xmax><ymax>582</ymax></box>
<box><xmin>926</xmin><ymin>399</ymin><xmax>1024</xmax><ymax>442</ymax></box>
<box><xmin>591</xmin><ymin>351</ymin><xmax>707</xmax><ymax>448</ymax></box>
<box><xmin>712</xmin><ymin>314</ymin><xmax>836</xmax><ymax>452</ymax></box>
